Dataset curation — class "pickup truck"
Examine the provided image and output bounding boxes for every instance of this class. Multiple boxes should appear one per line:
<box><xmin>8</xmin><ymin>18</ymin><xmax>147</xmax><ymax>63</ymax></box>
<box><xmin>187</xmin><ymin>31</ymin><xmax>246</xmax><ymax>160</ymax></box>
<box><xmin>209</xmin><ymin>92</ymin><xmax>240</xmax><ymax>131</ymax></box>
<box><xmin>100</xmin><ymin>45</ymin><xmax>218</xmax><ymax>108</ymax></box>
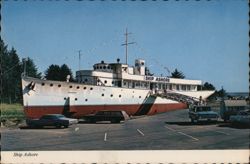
<box><xmin>26</xmin><ymin>114</ymin><xmax>78</xmax><ymax>128</ymax></box>
<box><xmin>83</xmin><ymin>110</ymin><xmax>130</xmax><ymax>123</ymax></box>
<box><xmin>189</xmin><ymin>105</ymin><xmax>219</xmax><ymax>123</ymax></box>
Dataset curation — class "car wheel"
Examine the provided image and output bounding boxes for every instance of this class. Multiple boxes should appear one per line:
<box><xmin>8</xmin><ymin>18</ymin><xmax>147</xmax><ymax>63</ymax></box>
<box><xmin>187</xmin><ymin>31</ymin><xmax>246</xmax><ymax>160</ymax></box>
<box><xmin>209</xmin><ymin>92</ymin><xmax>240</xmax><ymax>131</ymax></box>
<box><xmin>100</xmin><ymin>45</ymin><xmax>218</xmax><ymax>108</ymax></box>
<box><xmin>55</xmin><ymin>124</ymin><xmax>61</xmax><ymax>128</ymax></box>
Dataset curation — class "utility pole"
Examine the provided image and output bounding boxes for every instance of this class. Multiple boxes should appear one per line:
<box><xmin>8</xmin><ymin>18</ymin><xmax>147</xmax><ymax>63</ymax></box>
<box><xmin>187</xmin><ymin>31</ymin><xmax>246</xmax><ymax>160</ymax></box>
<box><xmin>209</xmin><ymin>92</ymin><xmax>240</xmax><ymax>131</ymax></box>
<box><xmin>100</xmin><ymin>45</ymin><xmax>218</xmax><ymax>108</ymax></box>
<box><xmin>121</xmin><ymin>28</ymin><xmax>135</xmax><ymax>64</ymax></box>
<box><xmin>78</xmin><ymin>50</ymin><xmax>82</xmax><ymax>71</ymax></box>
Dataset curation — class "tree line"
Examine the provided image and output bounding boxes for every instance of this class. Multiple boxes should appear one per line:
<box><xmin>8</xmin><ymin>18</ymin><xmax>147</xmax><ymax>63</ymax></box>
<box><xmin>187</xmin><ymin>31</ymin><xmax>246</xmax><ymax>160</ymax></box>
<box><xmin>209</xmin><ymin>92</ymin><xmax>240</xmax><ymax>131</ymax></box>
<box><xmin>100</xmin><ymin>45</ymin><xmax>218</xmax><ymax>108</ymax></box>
<box><xmin>0</xmin><ymin>38</ymin><xmax>225</xmax><ymax>104</ymax></box>
<box><xmin>0</xmin><ymin>39</ymin><xmax>73</xmax><ymax>104</ymax></box>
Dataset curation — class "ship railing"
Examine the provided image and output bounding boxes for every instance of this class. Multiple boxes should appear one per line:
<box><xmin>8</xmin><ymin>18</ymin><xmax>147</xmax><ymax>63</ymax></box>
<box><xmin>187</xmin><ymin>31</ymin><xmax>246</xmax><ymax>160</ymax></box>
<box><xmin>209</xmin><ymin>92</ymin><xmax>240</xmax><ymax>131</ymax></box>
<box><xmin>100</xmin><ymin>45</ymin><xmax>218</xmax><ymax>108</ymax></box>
<box><xmin>150</xmin><ymin>90</ymin><xmax>200</xmax><ymax>106</ymax></box>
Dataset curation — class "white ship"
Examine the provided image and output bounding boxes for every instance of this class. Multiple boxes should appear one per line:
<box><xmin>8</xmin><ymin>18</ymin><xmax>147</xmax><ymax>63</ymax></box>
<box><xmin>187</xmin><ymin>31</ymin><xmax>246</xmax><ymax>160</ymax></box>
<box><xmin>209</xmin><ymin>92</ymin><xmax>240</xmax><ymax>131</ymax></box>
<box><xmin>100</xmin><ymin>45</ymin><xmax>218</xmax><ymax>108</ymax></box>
<box><xmin>22</xmin><ymin>31</ymin><xmax>214</xmax><ymax>119</ymax></box>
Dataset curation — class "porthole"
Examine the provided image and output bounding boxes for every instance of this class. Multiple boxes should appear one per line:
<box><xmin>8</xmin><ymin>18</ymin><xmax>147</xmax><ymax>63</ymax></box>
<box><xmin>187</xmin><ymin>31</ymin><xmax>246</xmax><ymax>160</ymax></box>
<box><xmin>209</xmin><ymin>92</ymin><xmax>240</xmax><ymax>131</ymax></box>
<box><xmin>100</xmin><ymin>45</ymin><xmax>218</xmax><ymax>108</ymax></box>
<box><xmin>139</xmin><ymin>96</ymin><xmax>141</xmax><ymax>98</ymax></box>
<box><xmin>104</xmin><ymin>80</ymin><xmax>107</xmax><ymax>84</ymax></box>
<box><xmin>85</xmin><ymin>99</ymin><xmax>88</xmax><ymax>101</ymax></box>
<box><xmin>90</xmin><ymin>87</ymin><xmax>93</xmax><ymax>90</ymax></box>
<box><xmin>41</xmin><ymin>83</ymin><xmax>45</xmax><ymax>86</ymax></box>
<box><xmin>102</xmin><ymin>94</ymin><xmax>104</xmax><ymax>97</ymax></box>
<box><xmin>75</xmin><ymin>98</ymin><xmax>78</xmax><ymax>101</ymax></box>
<box><xmin>69</xmin><ymin>85</ymin><xmax>73</xmax><ymax>88</ymax></box>
<box><xmin>50</xmin><ymin>84</ymin><xmax>53</xmax><ymax>87</ymax></box>
<box><xmin>103</xmin><ymin>66</ymin><xmax>106</xmax><ymax>69</ymax></box>
<box><xmin>77</xmin><ymin>86</ymin><xmax>80</xmax><ymax>89</ymax></box>
<box><xmin>58</xmin><ymin>84</ymin><xmax>61</xmax><ymax>87</ymax></box>
<box><xmin>111</xmin><ymin>81</ymin><xmax>114</xmax><ymax>84</ymax></box>
<box><xmin>83</xmin><ymin>87</ymin><xmax>87</xmax><ymax>90</ymax></box>
<box><xmin>110</xmin><ymin>94</ymin><xmax>113</xmax><ymax>97</ymax></box>
<box><xmin>64</xmin><ymin>97</ymin><xmax>67</xmax><ymax>100</ymax></box>
<box><xmin>119</xmin><ymin>95</ymin><xmax>121</xmax><ymax>98</ymax></box>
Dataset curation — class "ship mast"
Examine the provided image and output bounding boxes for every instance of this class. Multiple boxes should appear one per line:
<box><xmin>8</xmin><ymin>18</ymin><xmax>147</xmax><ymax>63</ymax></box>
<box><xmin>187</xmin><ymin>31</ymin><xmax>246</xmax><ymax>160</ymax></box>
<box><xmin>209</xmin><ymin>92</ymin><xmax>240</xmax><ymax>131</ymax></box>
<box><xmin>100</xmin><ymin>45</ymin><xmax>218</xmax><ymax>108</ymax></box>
<box><xmin>78</xmin><ymin>50</ymin><xmax>82</xmax><ymax>71</ymax></box>
<box><xmin>122</xmin><ymin>28</ymin><xmax>135</xmax><ymax>64</ymax></box>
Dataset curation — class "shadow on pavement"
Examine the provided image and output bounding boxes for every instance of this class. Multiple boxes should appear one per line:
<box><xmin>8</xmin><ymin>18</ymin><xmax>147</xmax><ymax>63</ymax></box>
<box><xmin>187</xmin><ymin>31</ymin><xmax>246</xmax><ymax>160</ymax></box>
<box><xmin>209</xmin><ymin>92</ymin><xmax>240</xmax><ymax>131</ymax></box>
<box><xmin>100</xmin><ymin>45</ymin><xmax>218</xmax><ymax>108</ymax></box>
<box><xmin>165</xmin><ymin>121</ymin><xmax>219</xmax><ymax>126</ymax></box>
<box><xmin>78</xmin><ymin>120</ymin><xmax>124</xmax><ymax>124</ymax></box>
<box><xmin>217</xmin><ymin>123</ymin><xmax>250</xmax><ymax>129</ymax></box>
<box><xmin>19</xmin><ymin>125</ymin><xmax>66</xmax><ymax>130</ymax></box>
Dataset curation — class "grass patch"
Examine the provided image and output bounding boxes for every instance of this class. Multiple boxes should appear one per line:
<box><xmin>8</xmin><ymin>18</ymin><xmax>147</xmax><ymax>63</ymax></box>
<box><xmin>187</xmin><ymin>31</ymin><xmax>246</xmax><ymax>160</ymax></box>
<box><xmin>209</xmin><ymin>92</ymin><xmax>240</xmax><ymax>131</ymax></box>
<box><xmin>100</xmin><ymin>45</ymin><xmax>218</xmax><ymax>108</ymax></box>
<box><xmin>1</xmin><ymin>103</ymin><xmax>25</xmax><ymax>126</ymax></box>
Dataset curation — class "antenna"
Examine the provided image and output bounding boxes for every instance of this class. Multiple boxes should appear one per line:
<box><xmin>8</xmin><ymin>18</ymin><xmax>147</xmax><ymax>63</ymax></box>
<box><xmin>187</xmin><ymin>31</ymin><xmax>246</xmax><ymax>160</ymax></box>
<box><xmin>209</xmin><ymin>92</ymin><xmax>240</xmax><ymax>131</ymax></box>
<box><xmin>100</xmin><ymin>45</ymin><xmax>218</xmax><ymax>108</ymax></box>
<box><xmin>121</xmin><ymin>28</ymin><xmax>136</xmax><ymax>64</ymax></box>
<box><xmin>78</xmin><ymin>50</ymin><xmax>82</xmax><ymax>71</ymax></box>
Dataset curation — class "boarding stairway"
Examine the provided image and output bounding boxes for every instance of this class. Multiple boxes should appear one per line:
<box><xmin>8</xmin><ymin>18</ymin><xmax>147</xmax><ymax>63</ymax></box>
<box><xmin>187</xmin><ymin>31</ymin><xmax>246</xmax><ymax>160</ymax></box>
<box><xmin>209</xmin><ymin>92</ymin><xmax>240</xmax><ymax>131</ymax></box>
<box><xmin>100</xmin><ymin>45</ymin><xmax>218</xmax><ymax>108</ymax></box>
<box><xmin>151</xmin><ymin>91</ymin><xmax>200</xmax><ymax>106</ymax></box>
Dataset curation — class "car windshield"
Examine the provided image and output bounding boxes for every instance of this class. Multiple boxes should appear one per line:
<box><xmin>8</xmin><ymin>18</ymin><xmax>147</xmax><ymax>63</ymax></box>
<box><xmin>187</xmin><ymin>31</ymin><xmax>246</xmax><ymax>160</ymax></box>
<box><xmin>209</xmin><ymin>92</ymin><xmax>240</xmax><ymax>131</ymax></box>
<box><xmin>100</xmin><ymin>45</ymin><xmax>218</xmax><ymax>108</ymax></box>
<box><xmin>196</xmin><ymin>107</ymin><xmax>211</xmax><ymax>112</ymax></box>
<box><xmin>55</xmin><ymin>115</ymin><xmax>65</xmax><ymax>118</ymax></box>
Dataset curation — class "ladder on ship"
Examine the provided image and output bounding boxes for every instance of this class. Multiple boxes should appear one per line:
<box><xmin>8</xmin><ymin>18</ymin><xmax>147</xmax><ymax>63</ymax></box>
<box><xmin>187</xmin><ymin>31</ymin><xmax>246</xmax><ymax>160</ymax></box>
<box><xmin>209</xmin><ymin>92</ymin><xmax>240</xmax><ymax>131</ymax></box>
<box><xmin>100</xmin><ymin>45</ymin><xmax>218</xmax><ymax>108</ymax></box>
<box><xmin>151</xmin><ymin>91</ymin><xmax>200</xmax><ymax>106</ymax></box>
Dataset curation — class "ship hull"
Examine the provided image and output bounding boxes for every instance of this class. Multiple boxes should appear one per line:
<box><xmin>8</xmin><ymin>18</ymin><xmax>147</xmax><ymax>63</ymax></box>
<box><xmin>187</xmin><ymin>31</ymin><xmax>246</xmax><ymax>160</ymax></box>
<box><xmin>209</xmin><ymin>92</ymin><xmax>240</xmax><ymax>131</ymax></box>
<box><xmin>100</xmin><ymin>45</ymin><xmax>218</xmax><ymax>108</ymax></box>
<box><xmin>22</xmin><ymin>77</ymin><xmax>214</xmax><ymax>119</ymax></box>
<box><xmin>24</xmin><ymin>103</ymin><xmax>187</xmax><ymax>119</ymax></box>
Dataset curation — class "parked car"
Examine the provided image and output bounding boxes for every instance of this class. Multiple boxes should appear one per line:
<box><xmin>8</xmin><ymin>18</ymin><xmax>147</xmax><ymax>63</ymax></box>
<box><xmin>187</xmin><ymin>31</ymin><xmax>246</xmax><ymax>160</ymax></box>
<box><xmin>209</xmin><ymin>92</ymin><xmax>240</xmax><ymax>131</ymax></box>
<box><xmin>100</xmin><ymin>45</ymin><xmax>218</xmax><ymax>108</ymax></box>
<box><xmin>82</xmin><ymin>110</ymin><xmax>130</xmax><ymax>123</ymax></box>
<box><xmin>220</xmin><ymin>100</ymin><xmax>247</xmax><ymax>122</ymax></box>
<box><xmin>189</xmin><ymin>105</ymin><xmax>219</xmax><ymax>123</ymax></box>
<box><xmin>229</xmin><ymin>110</ymin><xmax>250</xmax><ymax>126</ymax></box>
<box><xmin>26</xmin><ymin>114</ymin><xmax>78</xmax><ymax>128</ymax></box>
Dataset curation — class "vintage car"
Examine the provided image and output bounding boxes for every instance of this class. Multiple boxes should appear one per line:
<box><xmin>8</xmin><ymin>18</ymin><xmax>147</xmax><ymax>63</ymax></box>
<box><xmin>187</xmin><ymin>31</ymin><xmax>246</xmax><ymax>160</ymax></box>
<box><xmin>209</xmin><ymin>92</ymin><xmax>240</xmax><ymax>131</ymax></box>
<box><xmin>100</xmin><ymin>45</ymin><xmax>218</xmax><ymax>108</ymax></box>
<box><xmin>82</xmin><ymin>110</ymin><xmax>130</xmax><ymax>123</ymax></box>
<box><xmin>229</xmin><ymin>110</ymin><xmax>250</xmax><ymax>126</ymax></box>
<box><xmin>189</xmin><ymin>105</ymin><xmax>219</xmax><ymax>123</ymax></box>
<box><xmin>26</xmin><ymin>114</ymin><xmax>78</xmax><ymax>128</ymax></box>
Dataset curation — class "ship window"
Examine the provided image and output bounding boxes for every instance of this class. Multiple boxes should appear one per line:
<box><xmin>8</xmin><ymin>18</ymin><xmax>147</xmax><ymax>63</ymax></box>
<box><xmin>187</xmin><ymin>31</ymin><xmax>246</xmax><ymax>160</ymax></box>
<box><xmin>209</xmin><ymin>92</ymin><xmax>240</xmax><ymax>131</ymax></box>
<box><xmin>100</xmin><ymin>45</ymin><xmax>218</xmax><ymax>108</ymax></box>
<box><xmin>102</xmin><ymin>93</ymin><xmax>104</xmax><ymax>96</ymax></box>
<box><xmin>103</xmin><ymin>66</ymin><xmax>106</xmax><ymax>69</ymax></box>
<box><xmin>104</xmin><ymin>80</ymin><xmax>107</xmax><ymax>84</ymax></box>
<box><xmin>123</xmin><ymin>82</ymin><xmax>126</xmax><ymax>85</ymax></box>
<box><xmin>75</xmin><ymin>98</ymin><xmax>78</xmax><ymax>101</ymax></box>
<box><xmin>77</xmin><ymin>86</ymin><xmax>80</xmax><ymax>89</ymax></box>
<box><xmin>119</xmin><ymin>95</ymin><xmax>121</xmax><ymax>98</ymax></box>
<box><xmin>64</xmin><ymin>97</ymin><xmax>67</xmax><ymax>100</ymax></box>
<box><xmin>100</xmin><ymin>66</ymin><xmax>103</xmax><ymax>69</ymax></box>
<box><xmin>85</xmin><ymin>99</ymin><xmax>88</xmax><ymax>101</ymax></box>
<box><xmin>107</xmin><ymin>66</ymin><xmax>111</xmax><ymax>69</ymax></box>
<box><xmin>181</xmin><ymin>85</ymin><xmax>186</xmax><ymax>90</ymax></box>
<box><xmin>110</xmin><ymin>94</ymin><xmax>113</xmax><ymax>97</ymax></box>
<box><xmin>139</xmin><ymin>96</ymin><xmax>141</xmax><ymax>98</ymax></box>
<box><xmin>50</xmin><ymin>84</ymin><xmax>53</xmax><ymax>87</ymax></box>
<box><xmin>90</xmin><ymin>87</ymin><xmax>93</xmax><ymax>90</ymax></box>
<box><xmin>141</xmin><ymin>62</ymin><xmax>144</xmax><ymax>66</ymax></box>
<box><xmin>84</xmin><ymin>79</ymin><xmax>88</xmax><ymax>82</ymax></box>
<box><xmin>83</xmin><ymin>87</ymin><xmax>87</xmax><ymax>90</ymax></box>
<box><xmin>96</xmin><ymin>66</ymin><xmax>99</xmax><ymax>69</ymax></box>
<box><xmin>69</xmin><ymin>85</ymin><xmax>73</xmax><ymax>88</ymax></box>
<box><xmin>112</xmin><ymin>81</ymin><xmax>114</xmax><ymax>84</ymax></box>
<box><xmin>41</xmin><ymin>83</ymin><xmax>45</xmax><ymax>86</ymax></box>
<box><xmin>58</xmin><ymin>84</ymin><xmax>61</xmax><ymax>87</ymax></box>
<box><xmin>176</xmin><ymin>85</ymin><xmax>179</xmax><ymax>90</ymax></box>
<box><xmin>187</xmin><ymin>85</ymin><xmax>191</xmax><ymax>90</ymax></box>
<box><xmin>135</xmin><ymin>82</ymin><xmax>139</xmax><ymax>87</ymax></box>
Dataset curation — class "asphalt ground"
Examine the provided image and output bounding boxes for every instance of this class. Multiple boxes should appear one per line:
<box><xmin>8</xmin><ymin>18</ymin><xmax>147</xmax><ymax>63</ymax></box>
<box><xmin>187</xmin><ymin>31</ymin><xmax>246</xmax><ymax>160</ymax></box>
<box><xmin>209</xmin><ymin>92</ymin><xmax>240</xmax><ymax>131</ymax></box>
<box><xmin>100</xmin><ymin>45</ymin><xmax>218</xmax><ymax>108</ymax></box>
<box><xmin>1</xmin><ymin>109</ymin><xmax>249</xmax><ymax>150</ymax></box>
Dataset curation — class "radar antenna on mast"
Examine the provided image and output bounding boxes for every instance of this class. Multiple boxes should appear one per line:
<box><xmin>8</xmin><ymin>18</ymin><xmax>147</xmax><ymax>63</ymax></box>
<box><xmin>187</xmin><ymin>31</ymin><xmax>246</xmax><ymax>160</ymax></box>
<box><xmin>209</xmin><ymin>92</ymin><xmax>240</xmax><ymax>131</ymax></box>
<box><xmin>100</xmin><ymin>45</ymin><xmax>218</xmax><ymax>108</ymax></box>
<box><xmin>121</xmin><ymin>28</ymin><xmax>136</xmax><ymax>64</ymax></box>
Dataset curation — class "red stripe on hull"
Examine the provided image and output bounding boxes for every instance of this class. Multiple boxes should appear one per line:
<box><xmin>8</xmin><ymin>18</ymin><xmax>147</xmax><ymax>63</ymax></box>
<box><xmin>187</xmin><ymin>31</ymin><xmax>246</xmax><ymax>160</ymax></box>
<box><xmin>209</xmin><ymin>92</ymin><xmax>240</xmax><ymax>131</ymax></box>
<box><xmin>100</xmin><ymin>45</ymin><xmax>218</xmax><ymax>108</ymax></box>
<box><xmin>24</xmin><ymin>103</ymin><xmax>187</xmax><ymax>119</ymax></box>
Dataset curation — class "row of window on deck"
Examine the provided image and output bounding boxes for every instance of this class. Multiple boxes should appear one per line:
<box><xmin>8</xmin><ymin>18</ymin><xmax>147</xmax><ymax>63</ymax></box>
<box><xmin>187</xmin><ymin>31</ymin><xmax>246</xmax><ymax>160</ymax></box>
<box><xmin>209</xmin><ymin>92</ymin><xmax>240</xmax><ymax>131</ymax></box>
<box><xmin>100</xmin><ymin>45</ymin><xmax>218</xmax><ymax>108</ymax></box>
<box><xmin>79</xmin><ymin>78</ymin><xmax>197</xmax><ymax>91</ymax></box>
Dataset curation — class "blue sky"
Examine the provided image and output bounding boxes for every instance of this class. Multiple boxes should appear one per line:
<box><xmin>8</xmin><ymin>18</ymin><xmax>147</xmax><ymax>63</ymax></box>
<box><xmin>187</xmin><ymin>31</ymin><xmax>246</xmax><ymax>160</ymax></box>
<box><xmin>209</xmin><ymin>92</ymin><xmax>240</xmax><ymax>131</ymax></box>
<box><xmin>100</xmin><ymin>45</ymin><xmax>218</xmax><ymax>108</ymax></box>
<box><xmin>2</xmin><ymin>1</ymin><xmax>248</xmax><ymax>92</ymax></box>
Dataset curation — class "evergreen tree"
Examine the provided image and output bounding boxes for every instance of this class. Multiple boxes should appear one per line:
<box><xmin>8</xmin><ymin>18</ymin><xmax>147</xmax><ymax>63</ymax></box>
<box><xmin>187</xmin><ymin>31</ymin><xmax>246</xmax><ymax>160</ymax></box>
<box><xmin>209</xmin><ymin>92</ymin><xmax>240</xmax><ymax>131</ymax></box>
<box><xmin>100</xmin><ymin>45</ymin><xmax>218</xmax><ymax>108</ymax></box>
<box><xmin>202</xmin><ymin>82</ymin><xmax>216</xmax><ymax>90</ymax></box>
<box><xmin>45</xmin><ymin>64</ymin><xmax>74</xmax><ymax>81</ymax></box>
<box><xmin>8</xmin><ymin>48</ymin><xmax>22</xmax><ymax>103</ymax></box>
<box><xmin>22</xmin><ymin>57</ymin><xmax>41</xmax><ymax>78</ymax></box>
<box><xmin>45</xmin><ymin>64</ymin><xmax>61</xmax><ymax>81</ymax></box>
<box><xmin>0</xmin><ymin>39</ymin><xmax>10</xmax><ymax>103</ymax></box>
<box><xmin>170</xmin><ymin>68</ymin><xmax>185</xmax><ymax>79</ymax></box>
<box><xmin>60</xmin><ymin>64</ymin><xmax>74</xmax><ymax>81</ymax></box>
<box><xmin>216</xmin><ymin>87</ymin><xmax>227</xmax><ymax>98</ymax></box>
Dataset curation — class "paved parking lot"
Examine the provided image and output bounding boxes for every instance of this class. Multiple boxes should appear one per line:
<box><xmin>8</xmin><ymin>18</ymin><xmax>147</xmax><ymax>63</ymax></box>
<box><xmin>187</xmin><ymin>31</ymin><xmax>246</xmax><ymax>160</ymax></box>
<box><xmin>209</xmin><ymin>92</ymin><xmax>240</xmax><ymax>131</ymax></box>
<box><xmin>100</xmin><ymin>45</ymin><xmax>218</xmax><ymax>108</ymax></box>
<box><xmin>1</xmin><ymin>109</ymin><xmax>249</xmax><ymax>150</ymax></box>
